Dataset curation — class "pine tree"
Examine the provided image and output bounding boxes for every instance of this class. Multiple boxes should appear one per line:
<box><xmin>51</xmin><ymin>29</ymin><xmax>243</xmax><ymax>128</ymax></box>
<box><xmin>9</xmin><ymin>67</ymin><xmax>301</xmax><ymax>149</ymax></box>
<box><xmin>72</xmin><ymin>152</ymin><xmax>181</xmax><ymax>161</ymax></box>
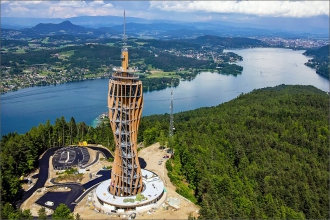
<box><xmin>38</xmin><ymin>207</ymin><xmax>47</xmax><ymax>220</ymax></box>
<box><xmin>52</xmin><ymin>204</ymin><xmax>74</xmax><ymax>220</ymax></box>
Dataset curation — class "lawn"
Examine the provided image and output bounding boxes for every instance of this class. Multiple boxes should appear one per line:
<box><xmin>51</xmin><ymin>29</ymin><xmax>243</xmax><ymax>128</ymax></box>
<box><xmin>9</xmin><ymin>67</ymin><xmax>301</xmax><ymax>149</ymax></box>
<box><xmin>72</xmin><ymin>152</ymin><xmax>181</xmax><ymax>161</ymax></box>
<box><xmin>15</xmin><ymin>48</ymin><xmax>26</xmax><ymax>54</ymax></box>
<box><xmin>147</xmin><ymin>70</ymin><xmax>179</xmax><ymax>78</ymax></box>
<box><xmin>58</xmin><ymin>50</ymin><xmax>75</xmax><ymax>60</ymax></box>
<box><xmin>41</xmin><ymin>37</ymin><xmax>49</xmax><ymax>44</ymax></box>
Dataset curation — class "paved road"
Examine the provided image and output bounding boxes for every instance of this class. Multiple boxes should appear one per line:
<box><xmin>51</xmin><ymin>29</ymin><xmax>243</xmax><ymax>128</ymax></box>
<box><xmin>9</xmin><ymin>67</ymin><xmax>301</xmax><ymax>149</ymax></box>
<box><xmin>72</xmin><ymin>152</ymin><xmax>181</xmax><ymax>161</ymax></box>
<box><xmin>37</xmin><ymin>170</ymin><xmax>110</xmax><ymax>212</ymax></box>
<box><xmin>138</xmin><ymin>157</ymin><xmax>147</xmax><ymax>169</ymax></box>
<box><xmin>35</xmin><ymin>184</ymin><xmax>84</xmax><ymax>212</ymax></box>
<box><xmin>15</xmin><ymin>147</ymin><xmax>62</xmax><ymax>208</ymax></box>
<box><xmin>80</xmin><ymin>151</ymin><xmax>100</xmax><ymax>169</ymax></box>
<box><xmin>17</xmin><ymin>145</ymin><xmax>113</xmax><ymax>212</ymax></box>
<box><xmin>82</xmin><ymin>170</ymin><xmax>111</xmax><ymax>189</ymax></box>
<box><xmin>87</xmin><ymin>146</ymin><xmax>113</xmax><ymax>159</ymax></box>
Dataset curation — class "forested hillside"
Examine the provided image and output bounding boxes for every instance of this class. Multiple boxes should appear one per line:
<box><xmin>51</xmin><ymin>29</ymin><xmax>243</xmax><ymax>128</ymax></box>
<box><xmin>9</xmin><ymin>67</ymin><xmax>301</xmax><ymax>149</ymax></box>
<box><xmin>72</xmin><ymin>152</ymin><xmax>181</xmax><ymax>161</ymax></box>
<box><xmin>303</xmin><ymin>44</ymin><xmax>329</xmax><ymax>78</ymax></box>
<box><xmin>1</xmin><ymin>85</ymin><xmax>328</xmax><ymax>219</ymax></box>
<box><xmin>139</xmin><ymin>85</ymin><xmax>329</xmax><ymax>219</ymax></box>
<box><xmin>0</xmin><ymin>117</ymin><xmax>114</xmax><ymax>206</ymax></box>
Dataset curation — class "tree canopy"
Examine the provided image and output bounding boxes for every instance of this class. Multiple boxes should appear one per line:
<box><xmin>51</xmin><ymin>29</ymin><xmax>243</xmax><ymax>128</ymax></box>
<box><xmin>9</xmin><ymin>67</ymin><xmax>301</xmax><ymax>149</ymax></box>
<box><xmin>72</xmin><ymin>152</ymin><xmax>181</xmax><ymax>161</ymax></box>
<box><xmin>0</xmin><ymin>117</ymin><xmax>114</xmax><ymax>206</ymax></box>
<box><xmin>303</xmin><ymin>44</ymin><xmax>329</xmax><ymax>78</ymax></box>
<box><xmin>1</xmin><ymin>85</ymin><xmax>328</xmax><ymax>219</ymax></box>
<box><xmin>138</xmin><ymin>84</ymin><xmax>329</xmax><ymax>219</ymax></box>
<box><xmin>52</xmin><ymin>203</ymin><xmax>74</xmax><ymax>220</ymax></box>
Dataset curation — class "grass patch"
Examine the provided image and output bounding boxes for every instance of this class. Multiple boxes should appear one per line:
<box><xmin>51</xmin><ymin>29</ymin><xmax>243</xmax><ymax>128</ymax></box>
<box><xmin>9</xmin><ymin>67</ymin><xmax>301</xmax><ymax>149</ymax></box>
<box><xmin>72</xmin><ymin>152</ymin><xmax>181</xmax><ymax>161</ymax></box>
<box><xmin>39</xmin><ymin>71</ymin><xmax>49</xmax><ymax>76</ymax></box>
<box><xmin>41</xmin><ymin>37</ymin><xmax>49</xmax><ymax>44</ymax></box>
<box><xmin>58</xmin><ymin>50</ymin><xmax>75</xmax><ymax>60</ymax></box>
<box><xmin>130</xmin><ymin>59</ymin><xmax>145</xmax><ymax>65</ymax></box>
<box><xmin>84</xmin><ymin>74</ymin><xmax>97</xmax><ymax>78</ymax></box>
<box><xmin>15</xmin><ymin>48</ymin><xmax>26</xmax><ymax>54</ymax></box>
<box><xmin>147</xmin><ymin>70</ymin><xmax>178</xmax><ymax>78</ymax></box>
<box><xmin>55</xmin><ymin>168</ymin><xmax>83</xmax><ymax>182</ymax></box>
<box><xmin>135</xmin><ymin>42</ymin><xmax>147</xmax><ymax>46</ymax></box>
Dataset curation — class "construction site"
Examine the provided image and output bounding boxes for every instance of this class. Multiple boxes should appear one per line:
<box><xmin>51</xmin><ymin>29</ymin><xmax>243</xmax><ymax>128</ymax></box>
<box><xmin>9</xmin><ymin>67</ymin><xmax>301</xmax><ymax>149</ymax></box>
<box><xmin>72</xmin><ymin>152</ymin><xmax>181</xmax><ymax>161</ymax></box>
<box><xmin>20</xmin><ymin>143</ymin><xmax>199</xmax><ymax>219</ymax></box>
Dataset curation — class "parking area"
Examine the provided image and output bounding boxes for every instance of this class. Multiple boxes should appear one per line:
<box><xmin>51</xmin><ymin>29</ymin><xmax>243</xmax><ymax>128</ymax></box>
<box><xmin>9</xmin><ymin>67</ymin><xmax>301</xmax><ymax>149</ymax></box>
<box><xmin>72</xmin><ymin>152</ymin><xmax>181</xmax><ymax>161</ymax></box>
<box><xmin>52</xmin><ymin>146</ymin><xmax>90</xmax><ymax>170</ymax></box>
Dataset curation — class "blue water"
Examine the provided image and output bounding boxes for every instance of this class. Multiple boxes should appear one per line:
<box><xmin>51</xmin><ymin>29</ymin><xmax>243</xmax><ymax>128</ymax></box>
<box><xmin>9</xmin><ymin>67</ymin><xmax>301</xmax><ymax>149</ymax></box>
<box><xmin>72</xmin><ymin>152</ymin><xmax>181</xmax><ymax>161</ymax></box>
<box><xmin>1</xmin><ymin>48</ymin><xmax>328</xmax><ymax>135</ymax></box>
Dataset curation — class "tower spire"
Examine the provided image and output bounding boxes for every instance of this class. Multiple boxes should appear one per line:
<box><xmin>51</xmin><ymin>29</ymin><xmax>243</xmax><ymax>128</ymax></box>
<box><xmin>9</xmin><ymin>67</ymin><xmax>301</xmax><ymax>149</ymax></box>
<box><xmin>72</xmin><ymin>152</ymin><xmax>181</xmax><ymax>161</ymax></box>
<box><xmin>123</xmin><ymin>10</ymin><xmax>127</xmax><ymax>48</ymax></box>
<box><xmin>121</xmin><ymin>10</ymin><xmax>128</xmax><ymax>70</ymax></box>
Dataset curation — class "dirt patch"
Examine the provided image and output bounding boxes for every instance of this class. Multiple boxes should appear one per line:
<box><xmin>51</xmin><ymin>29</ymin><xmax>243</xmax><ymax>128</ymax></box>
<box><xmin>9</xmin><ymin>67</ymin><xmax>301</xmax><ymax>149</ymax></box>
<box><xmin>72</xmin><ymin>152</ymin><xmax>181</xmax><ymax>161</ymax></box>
<box><xmin>20</xmin><ymin>144</ymin><xmax>199</xmax><ymax>219</ymax></box>
<box><xmin>20</xmin><ymin>146</ymin><xmax>113</xmax><ymax>217</ymax></box>
<box><xmin>79</xmin><ymin>155</ymin><xmax>113</xmax><ymax>185</ymax></box>
<box><xmin>45</xmin><ymin>155</ymin><xmax>55</xmax><ymax>187</ymax></box>
<box><xmin>20</xmin><ymin>187</ymin><xmax>54</xmax><ymax>216</ymax></box>
<box><xmin>135</xmin><ymin>143</ymin><xmax>199</xmax><ymax>219</ymax></box>
<box><xmin>47</xmin><ymin>186</ymin><xmax>71</xmax><ymax>192</ymax></box>
<box><xmin>74</xmin><ymin>143</ymin><xmax>199</xmax><ymax>219</ymax></box>
<box><xmin>21</xmin><ymin>169</ymin><xmax>39</xmax><ymax>191</ymax></box>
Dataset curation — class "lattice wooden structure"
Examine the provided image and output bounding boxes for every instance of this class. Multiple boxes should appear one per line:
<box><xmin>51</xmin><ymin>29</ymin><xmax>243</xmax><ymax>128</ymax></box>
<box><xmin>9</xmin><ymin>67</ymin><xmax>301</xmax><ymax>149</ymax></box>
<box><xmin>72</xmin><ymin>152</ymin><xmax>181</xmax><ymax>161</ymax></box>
<box><xmin>108</xmin><ymin>45</ymin><xmax>144</xmax><ymax>196</ymax></box>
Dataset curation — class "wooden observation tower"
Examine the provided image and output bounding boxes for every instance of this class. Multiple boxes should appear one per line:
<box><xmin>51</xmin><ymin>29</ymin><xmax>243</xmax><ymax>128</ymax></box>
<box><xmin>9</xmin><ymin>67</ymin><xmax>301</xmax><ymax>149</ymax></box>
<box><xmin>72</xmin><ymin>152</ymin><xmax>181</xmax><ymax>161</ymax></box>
<box><xmin>108</xmin><ymin>11</ymin><xmax>144</xmax><ymax>196</ymax></box>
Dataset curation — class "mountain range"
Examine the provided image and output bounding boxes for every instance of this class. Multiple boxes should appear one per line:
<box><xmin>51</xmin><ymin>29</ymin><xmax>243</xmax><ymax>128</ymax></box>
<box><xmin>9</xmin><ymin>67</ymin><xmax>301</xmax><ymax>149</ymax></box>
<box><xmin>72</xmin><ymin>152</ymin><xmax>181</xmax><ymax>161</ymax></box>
<box><xmin>1</xmin><ymin>15</ymin><xmax>328</xmax><ymax>40</ymax></box>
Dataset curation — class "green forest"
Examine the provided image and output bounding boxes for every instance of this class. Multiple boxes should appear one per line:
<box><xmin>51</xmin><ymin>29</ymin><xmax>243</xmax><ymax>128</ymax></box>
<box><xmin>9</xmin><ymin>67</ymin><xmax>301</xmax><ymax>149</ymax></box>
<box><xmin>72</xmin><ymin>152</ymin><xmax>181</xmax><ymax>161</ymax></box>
<box><xmin>1</xmin><ymin>42</ymin><xmax>215</xmax><ymax>72</ymax></box>
<box><xmin>1</xmin><ymin>85</ymin><xmax>329</xmax><ymax>219</ymax></box>
<box><xmin>1</xmin><ymin>37</ymin><xmax>245</xmax><ymax>94</ymax></box>
<box><xmin>190</xmin><ymin>35</ymin><xmax>266</xmax><ymax>48</ymax></box>
<box><xmin>139</xmin><ymin>85</ymin><xmax>329</xmax><ymax>219</ymax></box>
<box><xmin>303</xmin><ymin>44</ymin><xmax>329</xmax><ymax>78</ymax></box>
<box><xmin>0</xmin><ymin>117</ymin><xmax>114</xmax><ymax>206</ymax></box>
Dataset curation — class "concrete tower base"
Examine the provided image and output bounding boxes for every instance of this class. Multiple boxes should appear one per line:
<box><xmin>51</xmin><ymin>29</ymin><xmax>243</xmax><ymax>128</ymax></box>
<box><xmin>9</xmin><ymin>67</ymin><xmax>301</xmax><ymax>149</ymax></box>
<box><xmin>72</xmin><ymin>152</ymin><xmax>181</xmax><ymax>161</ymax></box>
<box><xmin>95</xmin><ymin>169</ymin><xmax>165</xmax><ymax>213</ymax></box>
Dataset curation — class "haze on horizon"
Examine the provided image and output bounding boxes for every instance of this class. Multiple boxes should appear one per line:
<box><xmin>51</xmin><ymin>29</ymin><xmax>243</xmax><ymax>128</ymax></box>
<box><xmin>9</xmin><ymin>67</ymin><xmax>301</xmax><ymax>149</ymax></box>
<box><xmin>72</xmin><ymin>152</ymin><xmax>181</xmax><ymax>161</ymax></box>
<box><xmin>1</xmin><ymin>1</ymin><xmax>329</xmax><ymax>33</ymax></box>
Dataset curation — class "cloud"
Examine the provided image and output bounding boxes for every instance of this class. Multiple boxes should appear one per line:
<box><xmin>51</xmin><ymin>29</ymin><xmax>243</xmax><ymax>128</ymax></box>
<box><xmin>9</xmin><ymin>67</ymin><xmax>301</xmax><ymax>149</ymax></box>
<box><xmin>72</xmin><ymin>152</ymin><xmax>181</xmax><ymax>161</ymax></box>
<box><xmin>1</xmin><ymin>0</ymin><xmax>328</xmax><ymax>21</ymax></box>
<box><xmin>150</xmin><ymin>1</ymin><xmax>329</xmax><ymax>18</ymax></box>
<box><xmin>58</xmin><ymin>1</ymin><xmax>87</xmax><ymax>8</ymax></box>
<box><xmin>91</xmin><ymin>0</ymin><xmax>105</xmax><ymax>5</ymax></box>
<box><xmin>195</xmin><ymin>15</ymin><xmax>212</xmax><ymax>22</ymax></box>
<box><xmin>1</xmin><ymin>0</ymin><xmax>116</xmax><ymax>18</ymax></box>
<box><xmin>1</xmin><ymin>0</ymin><xmax>43</xmax><ymax>5</ymax></box>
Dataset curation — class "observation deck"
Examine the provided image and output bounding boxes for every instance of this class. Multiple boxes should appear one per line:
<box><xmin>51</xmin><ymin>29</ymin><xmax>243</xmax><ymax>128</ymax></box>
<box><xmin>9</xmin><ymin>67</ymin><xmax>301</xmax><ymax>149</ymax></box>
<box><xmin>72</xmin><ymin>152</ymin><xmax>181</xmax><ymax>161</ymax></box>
<box><xmin>112</xmin><ymin>68</ymin><xmax>140</xmax><ymax>80</ymax></box>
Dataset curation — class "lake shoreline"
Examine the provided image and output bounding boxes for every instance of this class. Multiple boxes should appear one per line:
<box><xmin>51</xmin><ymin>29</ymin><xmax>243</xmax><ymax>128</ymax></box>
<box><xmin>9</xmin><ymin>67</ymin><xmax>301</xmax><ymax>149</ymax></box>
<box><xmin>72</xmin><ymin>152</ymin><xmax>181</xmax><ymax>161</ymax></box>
<box><xmin>2</xmin><ymin>48</ymin><xmax>328</xmax><ymax>136</ymax></box>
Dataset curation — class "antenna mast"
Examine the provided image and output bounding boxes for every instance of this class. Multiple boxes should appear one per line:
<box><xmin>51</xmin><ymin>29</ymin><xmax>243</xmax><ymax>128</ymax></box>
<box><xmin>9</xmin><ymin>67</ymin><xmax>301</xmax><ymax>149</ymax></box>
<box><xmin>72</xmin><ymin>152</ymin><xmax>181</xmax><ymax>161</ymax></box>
<box><xmin>123</xmin><ymin>10</ymin><xmax>127</xmax><ymax>48</ymax></box>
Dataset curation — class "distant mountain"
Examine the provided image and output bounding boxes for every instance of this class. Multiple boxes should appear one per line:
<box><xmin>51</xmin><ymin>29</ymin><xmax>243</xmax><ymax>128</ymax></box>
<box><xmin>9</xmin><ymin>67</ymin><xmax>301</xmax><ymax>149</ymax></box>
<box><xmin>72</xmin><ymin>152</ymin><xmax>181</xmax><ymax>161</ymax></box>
<box><xmin>158</xmin><ymin>28</ymin><xmax>220</xmax><ymax>39</ymax></box>
<box><xmin>1</xmin><ymin>17</ymin><xmax>328</xmax><ymax>40</ymax></box>
<box><xmin>111</xmin><ymin>22</ymin><xmax>197</xmax><ymax>33</ymax></box>
<box><xmin>189</xmin><ymin>35</ymin><xmax>266</xmax><ymax>48</ymax></box>
<box><xmin>1</xmin><ymin>17</ymin><xmax>64</xmax><ymax>28</ymax></box>
<box><xmin>68</xmin><ymin>16</ymin><xmax>152</xmax><ymax>28</ymax></box>
<box><xmin>107</xmin><ymin>22</ymin><xmax>281</xmax><ymax>39</ymax></box>
<box><xmin>1</xmin><ymin>16</ymin><xmax>152</xmax><ymax>29</ymax></box>
<box><xmin>1</xmin><ymin>21</ymin><xmax>115</xmax><ymax>38</ymax></box>
<box><xmin>31</xmin><ymin>21</ymin><xmax>86</xmax><ymax>33</ymax></box>
<box><xmin>2</xmin><ymin>15</ymin><xmax>328</xmax><ymax>38</ymax></box>
<box><xmin>96</xmin><ymin>27</ymin><xmax>119</xmax><ymax>35</ymax></box>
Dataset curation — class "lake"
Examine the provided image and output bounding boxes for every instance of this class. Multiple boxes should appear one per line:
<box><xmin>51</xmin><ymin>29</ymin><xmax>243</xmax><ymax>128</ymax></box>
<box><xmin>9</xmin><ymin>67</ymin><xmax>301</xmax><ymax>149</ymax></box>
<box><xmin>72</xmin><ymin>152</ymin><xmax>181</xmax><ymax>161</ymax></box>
<box><xmin>1</xmin><ymin>48</ymin><xmax>329</xmax><ymax>135</ymax></box>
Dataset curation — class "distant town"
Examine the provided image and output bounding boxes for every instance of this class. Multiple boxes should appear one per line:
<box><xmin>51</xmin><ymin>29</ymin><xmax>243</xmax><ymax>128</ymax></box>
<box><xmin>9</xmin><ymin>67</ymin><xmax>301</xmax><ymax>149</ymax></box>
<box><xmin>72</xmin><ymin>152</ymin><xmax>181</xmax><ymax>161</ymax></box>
<box><xmin>1</xmin><ymin>20</ymin><xmax>328</xmax><ymax>94</ymax></box>
<box><xmin>258</xmin><ymin>37</ymin><xmax>327</xmax><ymax>49</ymax></box>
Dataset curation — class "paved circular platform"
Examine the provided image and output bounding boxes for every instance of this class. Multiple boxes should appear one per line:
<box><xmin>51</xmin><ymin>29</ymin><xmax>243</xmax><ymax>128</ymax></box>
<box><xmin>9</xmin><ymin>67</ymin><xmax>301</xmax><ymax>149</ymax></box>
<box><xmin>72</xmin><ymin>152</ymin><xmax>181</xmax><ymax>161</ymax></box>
<box><xmin>95</xmin><ymin>169</ymin><xmax>164</xmax><ymax>210</ymax></box>
<box><xmin>52</xmin><ymin>146</ymin><xmax>90</xmax><ymax>170</ymax></box>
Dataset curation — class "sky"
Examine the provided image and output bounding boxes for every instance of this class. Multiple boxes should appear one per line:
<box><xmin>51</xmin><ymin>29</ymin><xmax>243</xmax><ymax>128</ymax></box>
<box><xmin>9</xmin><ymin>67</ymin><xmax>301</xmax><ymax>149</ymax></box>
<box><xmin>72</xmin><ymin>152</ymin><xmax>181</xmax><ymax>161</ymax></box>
<box><xmin>1</xmin><ymin>1</ymin><xmax>329</xmax><ymax>22</ymax></box>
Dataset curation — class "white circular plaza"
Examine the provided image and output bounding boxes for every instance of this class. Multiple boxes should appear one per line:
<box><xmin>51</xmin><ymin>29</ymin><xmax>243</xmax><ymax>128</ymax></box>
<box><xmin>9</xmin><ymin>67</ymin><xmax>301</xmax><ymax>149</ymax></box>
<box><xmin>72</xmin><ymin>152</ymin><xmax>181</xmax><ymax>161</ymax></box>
<box><xmin>95</xmin><ymin>169</ymin><xmax>165</xmax><ymax>212</ymax></box>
